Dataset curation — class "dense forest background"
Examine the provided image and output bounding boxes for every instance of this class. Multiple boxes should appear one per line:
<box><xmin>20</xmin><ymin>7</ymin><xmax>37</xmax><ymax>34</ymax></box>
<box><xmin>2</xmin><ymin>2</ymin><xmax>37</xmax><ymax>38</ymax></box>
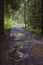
<box><xmin>4</xmin><ymin>0</ymin><xmax>43</xmax><ymax>35</ymax></box>
<box><xmin>1</xmin><ymin>0</ymin><xmax>42</xmax><ymax>36</ymax></box>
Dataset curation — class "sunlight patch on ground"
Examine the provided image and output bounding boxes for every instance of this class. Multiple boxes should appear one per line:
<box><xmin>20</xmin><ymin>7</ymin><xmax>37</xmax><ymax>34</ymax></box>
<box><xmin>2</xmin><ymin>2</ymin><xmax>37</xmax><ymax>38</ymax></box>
<box><xmin>10</xmin><ymin>32</ymin><xmax>25</xmax><ymax>37</ymax></box>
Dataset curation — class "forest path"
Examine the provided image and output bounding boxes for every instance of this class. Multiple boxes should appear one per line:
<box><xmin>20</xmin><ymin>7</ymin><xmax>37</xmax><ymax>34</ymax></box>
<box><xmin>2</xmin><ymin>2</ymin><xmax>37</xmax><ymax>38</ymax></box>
<box><xmin>3</xmin><ymin>24</ymin><xmax>43</xmax><ymax>65</ymax></box>
<box><xmin>11</xmin><ymin>24</ymin><xmax>43</xmax><ymax>41</ymax></box>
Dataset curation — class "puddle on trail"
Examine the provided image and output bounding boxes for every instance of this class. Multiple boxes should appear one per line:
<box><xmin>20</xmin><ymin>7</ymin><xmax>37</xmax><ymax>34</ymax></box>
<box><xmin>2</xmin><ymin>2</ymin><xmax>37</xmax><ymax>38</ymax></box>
<box><xmin>10</xmin><ymin>31</ymin><xmax>25</xmax><ymax>37</ymax></box>
<box><xmin>31</xmin><ymin>44</ymin><xmax>43</xmax><ymax>59</ymax></box>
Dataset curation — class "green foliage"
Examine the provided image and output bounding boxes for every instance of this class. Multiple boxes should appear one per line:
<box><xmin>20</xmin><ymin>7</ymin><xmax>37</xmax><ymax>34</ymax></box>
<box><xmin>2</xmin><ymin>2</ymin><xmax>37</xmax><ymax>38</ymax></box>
<box><xmin>22</xmin><ymin>25</ymin><xmax>41</xmax><ymax>35</ymax></box>
<box><xmin>4</xmin><ymin>18</ymin><xmax>17</xmax><ymax>29</ymax></box>
<box><xmin>4</xmin><ymin>0</ymin><xmax>42</xmax><ymax>35</ymax></box>
<box><xmin>4</xmin><ymin>0</ymin><xmax>23</xmax><ymax>17</ymax></box>
<box><xmin>25</xmin><ymin>0</ymin><xmax>41</xmax><ymax>28</ymax></box>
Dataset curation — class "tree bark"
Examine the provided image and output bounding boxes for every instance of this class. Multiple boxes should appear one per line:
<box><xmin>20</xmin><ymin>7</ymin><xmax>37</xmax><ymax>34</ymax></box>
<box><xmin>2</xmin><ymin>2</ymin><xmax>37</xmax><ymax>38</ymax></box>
<box><xmin>41</xmin><ymin>0</ymin><xmax>43</xmax><ymax>34</ymax></box>
<box><xmin>0</xmin><ymin>1</ymin><xmax>5</xmax><ymax>65</ymax></box>
<box><xmin>24</xmin><ymin>1</ymin><xmax>26</xmax><ymax>28</ymax></box>
<box><xmin>0</xmin><ymin>0</ymin><xmax>4</xmax><ymax>38</ymax></box>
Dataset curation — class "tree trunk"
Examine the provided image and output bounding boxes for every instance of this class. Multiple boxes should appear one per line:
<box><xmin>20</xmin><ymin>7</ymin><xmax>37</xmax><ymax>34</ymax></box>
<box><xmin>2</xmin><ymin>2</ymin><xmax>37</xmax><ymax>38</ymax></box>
<box><xmin>41</xmin><ymin>0</ymin><xmax>43</xmax><ymax>34</ymax></box>
<box><xmin>0</xmin><ymin>0</ymin><xmax>4</xmax><ymax>38</ymax></box>
<box><xmin>24</xmin><ymin>1</ymin><xmax>26</xmax><ymax>28</ymax></box>
<box><xmin>0</xmin><ymin>1</ymin><xmax>5</xmax><ymax>65</ymax></box>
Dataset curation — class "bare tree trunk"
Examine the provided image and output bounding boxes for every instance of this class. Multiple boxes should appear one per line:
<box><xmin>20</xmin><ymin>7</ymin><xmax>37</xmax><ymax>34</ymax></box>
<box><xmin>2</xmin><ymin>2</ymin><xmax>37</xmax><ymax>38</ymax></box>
<box><xmin>0</xmin><ymin>1</ymin><xmax>5</xmax><ymax>65</ymax></box>
<box><xmin>0</xmin><ymin>0</ymin><xmax>4</xmax><ymax>38</ymax></box>
<box><xmin>41</xmin><ymin>0</ymin><xmax>43</xmax><ymax>34</ymax></box>
<box><xmin>24</xmin><ymin>1</ymin><xmax>26</xmax><ymax>28</ymax></box>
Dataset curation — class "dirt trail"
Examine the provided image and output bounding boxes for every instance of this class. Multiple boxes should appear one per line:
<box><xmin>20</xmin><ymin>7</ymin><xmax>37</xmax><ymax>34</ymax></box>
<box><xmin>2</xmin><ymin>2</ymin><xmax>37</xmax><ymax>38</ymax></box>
<box><xmin>2</xmin><ymin>24</ymin><xmax>43</xmax><ymax>65</ymax></box>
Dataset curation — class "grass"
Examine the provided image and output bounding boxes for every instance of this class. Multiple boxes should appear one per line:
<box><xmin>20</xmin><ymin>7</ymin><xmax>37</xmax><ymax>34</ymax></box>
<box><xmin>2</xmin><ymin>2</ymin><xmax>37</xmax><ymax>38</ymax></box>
<box><xmin>22</xmin><ymin>25</ymin><xmax>41</xmax><ymax>35</ymax></box>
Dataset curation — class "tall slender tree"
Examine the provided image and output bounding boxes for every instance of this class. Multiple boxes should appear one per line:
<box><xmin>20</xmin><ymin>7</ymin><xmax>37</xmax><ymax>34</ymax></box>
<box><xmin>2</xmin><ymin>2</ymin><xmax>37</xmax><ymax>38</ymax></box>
<box><xmin>0</xmin><ymin>0</ymin><xmax>4</xmax><ymax>38</ymax></box>
<box><xmin>41</xmin><ymin>0</ymin><xmax>43</xmax><ymax>34</ymax></box>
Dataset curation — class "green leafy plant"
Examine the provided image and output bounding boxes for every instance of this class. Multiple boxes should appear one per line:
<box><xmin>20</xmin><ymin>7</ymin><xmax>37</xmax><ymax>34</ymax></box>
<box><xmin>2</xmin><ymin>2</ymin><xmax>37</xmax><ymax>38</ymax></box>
<box><xmin>4</xmin><ymin>18</ymin><xmax>17</xmax><ymax>29</ymax></box>
<box><xmin>22</xmin><ymin>25</ymin><xmax>41</xmax><ymax>35</ymax></box>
